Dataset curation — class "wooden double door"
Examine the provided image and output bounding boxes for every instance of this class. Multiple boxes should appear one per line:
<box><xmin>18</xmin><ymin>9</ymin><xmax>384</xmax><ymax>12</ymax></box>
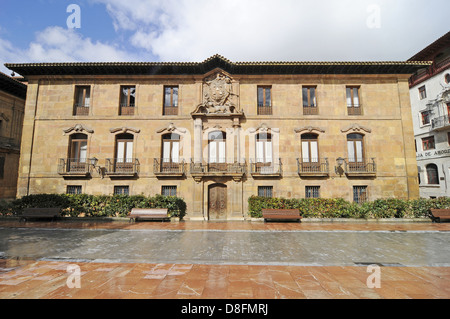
<box><xmin>208</xmin><ymin>184</ymin><xmax>227</xmax><ymax>220</ymax></box>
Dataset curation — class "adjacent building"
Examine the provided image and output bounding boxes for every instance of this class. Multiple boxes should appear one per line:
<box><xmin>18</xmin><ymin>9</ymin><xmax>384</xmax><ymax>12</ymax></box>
<box><xmin>0</xmin><ymin>72</ymin><xmax>26</xmax><ymax>200</ymax></box>
<box><xmin>5</xmin><ymin>55</ymin><xmax>427</xmax><ymax>220</ymax></box>
<box><xmin>408</xmin><ymin>32</ymin><xmax>450</xmax><ymax>198</ymax></box>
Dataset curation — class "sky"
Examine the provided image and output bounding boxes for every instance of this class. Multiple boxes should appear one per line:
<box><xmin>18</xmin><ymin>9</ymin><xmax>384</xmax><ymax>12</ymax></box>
<box><xmin>0</xmin><ymin>0</ymin><xmax>449</xmax><ymax>75</ymax></box>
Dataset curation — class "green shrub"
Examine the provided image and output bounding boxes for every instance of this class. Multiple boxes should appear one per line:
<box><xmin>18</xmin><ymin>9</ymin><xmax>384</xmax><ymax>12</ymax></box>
<box><xmin>248</xmin><ymin>196</ymin><xmax>450</xmax><ymax>219</ymax></box>
<box><xmin>3</xmin><ymin>194</ymin><xmax>187</xmax><ymax>220</ymax></box>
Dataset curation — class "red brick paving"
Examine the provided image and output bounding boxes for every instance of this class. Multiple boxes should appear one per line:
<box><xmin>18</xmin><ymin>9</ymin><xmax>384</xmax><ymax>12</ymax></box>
<box><xmin>1</xmin><ymin>220</ymin><xmax>449</xmax><ymax>299</ymax></box>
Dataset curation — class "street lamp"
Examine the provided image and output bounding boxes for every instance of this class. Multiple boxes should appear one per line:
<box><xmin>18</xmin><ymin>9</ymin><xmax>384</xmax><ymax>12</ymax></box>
<box><xmin>335</xmin><ymin>157</ymin><xmax>345</xmax><ymax>176</ymax></box>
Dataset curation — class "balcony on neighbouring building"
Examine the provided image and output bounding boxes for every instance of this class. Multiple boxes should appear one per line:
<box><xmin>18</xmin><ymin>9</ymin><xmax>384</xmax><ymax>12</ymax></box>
<box><xmin>58</xmin><ymin>158</ymin><xmax>92</xmax><ymax>177</ymax></box>
<box><xmin>106</xmin><ymin>158</ymin><xmax>140</xmax><ymax>177</ymax></box>
<box><xmin>297</xmin><ymin>158</ymin><xmax>329</xmax><ymax>177</ymax></box>
<box><xmin>431</xmin><ymin>115</ymin><xmax>450</xmax><ymax>131</ymax></box>
<box><xmin>250</xmin><ymin>159</ymin><xmax>282</xmax><ymax>177</ymax></box>
<box><xmin>153</xmin><ymin>158</ymin><xmax>186</xmax><ymax>177</ymax></box>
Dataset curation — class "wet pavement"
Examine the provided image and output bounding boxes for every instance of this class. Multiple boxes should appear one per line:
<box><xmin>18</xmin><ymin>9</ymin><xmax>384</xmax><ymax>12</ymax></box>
<box><xmin>1</xmin><ymin>220</ymin><xmax>450</xmax><ymax>299</ymax></box>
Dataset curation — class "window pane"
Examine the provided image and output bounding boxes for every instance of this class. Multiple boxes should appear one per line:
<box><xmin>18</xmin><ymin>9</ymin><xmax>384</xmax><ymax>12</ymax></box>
<box><xmin>310</xmin><ymin>88</ymin><xmax>316</xmax><ymax>107</ymax></box>
<box><xmin>310</xmin><ymin>141</ymin><xmax>318</xmax><ymax>162</ymax></box>
<box><xmin>79</xmin><ymin>142</ymin><xmax>88</xmax><ymax>162</ymax></box>
<box><xmin>126</xmin><ymin>142</ymin><xmax>133</xmax><ymax>162</ymax></box>
<box><xmin>265</xmin><ymin>141</ymin><xmax>273</xmax><ymax>163</ymax></box>
<box><xmin>163</xmin><ymin>141</ymin><xmax>171</xmax><ymax>162</ymax></box>
<box><xmin>256</xmin><ymin>141</ymin><xmax>264</xmax><ymax>162</ymax></box>
<box><xmin>346</xmin><ymin>88</ymin><xmax>352</xmax><ymax>106</ymax></box>
<box><xmin>218</xmin><ymin>141</ymin><xmax>226</xmax><ymax>163</ymax></box>
<box><xmin>172</xmin><ymin>87</ymin><xmax>178</xmax><ymax>107</ymax></box>
<box><xmin>302</xmin><ymin>141</ymin><xmax>310</xmax><ymax>162</ymax></box>
<box><xmin>117</xmin><ymin>142</ymin><xmax>125</xmax><ymax>162</ymax></box>
<box><xmin>265</xmin><ymin>88</ymin><xmax>271</xmax><ymax>107</ymax></box>
<box><xmin>172</xmin><ymin>142</ymin><xmax>180</xmax><ymax>163</ymax></box>
<box><xmin>353</xmin><ymin>88</ymin><xmax>360</xmax><ymax>107</ymax></box>
<box><xmin>164</xmin><ymin>87</ymin><xmax>172</xmax><ymax>107</ymax></box>
<box><xmin>209</xmin><ymin>142</ymin><xmax>217</xmax><ymax>163</ymax></box>
<box><xmin>258</xmin><ymin>87</ymin><xmax>264</xmax><ymax>107</ymax></box>
<box><xmin>356</xmin><ymin>141</ymin><xmax>363</xmax><ymax>162</ymax></box>
<box><xmin>302</xmin><ymin>88</ymin><xmax>308</xmax><ymax>107</ymax></box>
<box><xmin>348</xmin><ymin>141</ymin><xmax>355</xmax><ymax>162</ymax></box>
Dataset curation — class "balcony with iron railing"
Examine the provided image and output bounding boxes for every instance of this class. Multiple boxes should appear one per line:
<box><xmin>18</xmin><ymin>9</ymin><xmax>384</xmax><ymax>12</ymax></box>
<box><xmin>106</xmin><ymin>158</ymin><xmax>140</xmax><ymax>177</ymax></box>
<box><xmin>431</xmin><ymin>115</ymin><xmax>450</xmax><ymax>131</ymax></box>
<box><xmin>337</xmin><ymin>158</ymin><xmax>377</xmax><ymax>177</ymax></box>
<box><xmin>297</xmin><ymin>158</ymin><xmax>329</xmax><ymax>177</ymax></box>
<box><xmin>154</xmin><ymin>158</ymin><xmax>186</xmax><ymax>177</ymax></box>
<box><xmin>249</xmin><ymin>159</ymin><xmax>282</xmax><ymax>177</ymax></box>
<box><xmin>190</xmin><ymin>159</ymin><xmax>246</xmax><ymax>181</ymax></box>
<box><xmin>73</xmin><ymin>103</ymin><xmax>90</xmax><ymax>116</ymax></box>
<box><xmin>120</xmin><ymin>103</ymin><xmax>135</xmax><ymax>116</ymax></box>
<box><xmin>409</xmin><ymin>55</ymin><xmax>450</xmax><ymax>87</ymax></box>
<box><xmin>58</xmin><ymin>158</ymin><xmax>92</xmax><ymax>176</ymax></box>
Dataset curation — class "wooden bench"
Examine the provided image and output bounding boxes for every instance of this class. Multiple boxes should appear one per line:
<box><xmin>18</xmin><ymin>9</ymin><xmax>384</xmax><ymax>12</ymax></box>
<box><xmin>262</xmin><ymin>209</ymin><xmax>302</xmax><ymax>222</ymax></box>
<box><xmin>20</xmin><ymin>208</ymin><xmax>61</xmax><ymax>222</ymax></box>
<box><xmin>128</xmin><ymin>208</ymin><xmax>170</xmax><ymax>223</ymax></box>
<box><xmin>431</xmin><ymin>209</ymin><xmax>450</xmax><ymax>223</ymax></box>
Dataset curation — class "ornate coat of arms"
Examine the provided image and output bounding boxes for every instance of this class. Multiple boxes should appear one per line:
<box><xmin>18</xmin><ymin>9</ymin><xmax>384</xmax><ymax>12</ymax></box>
<box><xmin>194</xmin><ymin>72</ymin><xmax>240</xmax><ymax>115</ymax></box>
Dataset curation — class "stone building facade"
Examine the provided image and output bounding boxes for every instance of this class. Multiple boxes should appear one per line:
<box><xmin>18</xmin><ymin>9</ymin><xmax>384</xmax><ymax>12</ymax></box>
<box><xmin>6</xmin><ymin>55</ymin><xmax>427</xmax><ymax>220</ymax></box>
<box><xmin>0</xmin><ymin>72</ymin><xmax>26</xmax><ymax>200</ymax></box>
<box><xmin>408</xmin><ymin>32</ymin><xmax>450</xmax><ymax>198</ymax></box>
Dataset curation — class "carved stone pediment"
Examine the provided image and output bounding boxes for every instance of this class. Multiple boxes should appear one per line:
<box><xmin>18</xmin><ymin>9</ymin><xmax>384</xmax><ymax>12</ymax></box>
<box><xmin>157</xmin><ymin>123</ymin><xmax>187</xmax><ymax>134</ymax></box>
<box><xmin>63</xmin><ymin>124</ymin><xmax>94</xmax><ymax>135</ymax></box>
<box><xmin>193</xmin><ymin>71</ymin><xmax>242</xmax><ymax>116</ymax></box>
<box><xmin>110</xmin><ymin>127</ymin><xmax>141</xmax><ymax>134</ymax></box>
<box><xmin>341</xmin><ymin>124</ymin><xmax>372</xmax><ymax>134</ymax></box>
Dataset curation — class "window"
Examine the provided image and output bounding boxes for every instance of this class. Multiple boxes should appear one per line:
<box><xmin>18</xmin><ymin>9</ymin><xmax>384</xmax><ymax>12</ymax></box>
<box><xmin>115</xmin><ymin>134</ymin><xmax>134</xmax><ymax>163</ymax></box>
<box><xmin>421</xmin><ymin>111</ymin><xmax>430</xmax><ymax>125</ymax></box>
<box><xmin>426</xmin><ymin>164</ymin><xmax>439</xmax><ymax>185</ymax></box>
<box><xmin>162</xmin><ymin>186</ymin><xmax>177</xmax><ymax>197</ymax></box>
<box><xmin>74</xmin><ymin>86</ymin><xmax>90</xmax><ymax>115</ymax></box>
<box><xmin>67</xmin><ymin>133</ymin><xmax>88</xmax><ymax>173</ymax></box>
<box><xmin>258</xmin><ymin>186</ymin><xmax>273</xmax><ymax>198</ymax></box>
<box><xmin>353</xmin><ymin>186</ymin><xmax>368</xmax><ymax>204</ymax></box>
<box><xmin>120</xmin><ymin>86</ymin><xmax>136</xmax><ymax>115</ymax></box>
<box><xmin>209</xmin><ymin>131</ymin><xmax>226</xmax><ymax>164</ymax></box>
<box><xmin>306</xmin><ymin>186</ymin><xmax>320</xmax><ymax>199</ymax></box>
<box><xmin>114</xmin><ymin>186</ymin><xmax>129</xmax><ymax>195</ymax></box>
<box><xmin>162</xmin><ymin>133</ymin><xmax>180</xmax><ymax>164</ymax></box>
<box><xmin>303</xmin><ymin>86</ymin><xmax>318</xmax><ymax>115</ymax></box>
<box><xmin>67</xmin><ymin>186</ymin><xmax>82</xmax><ymax>195</ymax></box>
<box><xmin>301</xmin><ymin>134</ymin><xmax>319</xmax><ymax>164</ymax></box>
<box><xmin>257</xmin><ymin>86</ymin><xmax>272</xmax><ymax>115</ymax></box>
<box><xmin>422</xmin><ymin>136</ymin><xmax>435</xmax><ymax>151</ymax></box>
<box><xmin>0</xmin><ymin>157</ymin><xmax>5</xmax><ymax>179</ymax></box>
<box><xmin>256</xmin><ymin>133</ymin><xmax>273</xmax><ymax>164</ymax></box>
<box><xmin>418</xmin><ymin>86</ymin><xmax>427</xmax><ymax>100</ymax></box>
<box><xmin>445</xmin><ymin>73</ymin><xmax>450</xmax><ymax>84</ymax></box>
<box><xmin>164</xmin><ymin>86</ymin><xmax>179</xmax><ymax>115</ymax></box>
<box><xmin>346</xmin><ymin>86</ymin><xmax>361</xmax><ymax>115</ymax></box>
<box><xmin>347</xmin><ymin>134</ymin><xmax>365</xmax><ymax>163</ymax></box>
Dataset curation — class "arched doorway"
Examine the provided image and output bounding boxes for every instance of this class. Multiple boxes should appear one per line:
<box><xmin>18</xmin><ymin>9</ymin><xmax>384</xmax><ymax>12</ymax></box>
<box><xmin>208</xmin><ymin>183</ymin><xmax>227</xmax><ymax>220</ymax></box>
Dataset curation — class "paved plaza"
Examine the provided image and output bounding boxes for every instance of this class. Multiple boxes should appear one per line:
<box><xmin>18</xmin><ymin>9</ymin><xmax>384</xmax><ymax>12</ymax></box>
<box><xmin>0</xmin><ymin>220</ymin><xmax>450</xmax><ymax>299</ymax></box>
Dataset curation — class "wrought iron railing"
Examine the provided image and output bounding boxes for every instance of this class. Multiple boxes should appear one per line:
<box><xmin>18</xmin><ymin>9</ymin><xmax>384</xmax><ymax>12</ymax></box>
<box><xmin>250</xmin><ymin>159</ymin><xmax>282</xmax><ymax>175</ymax></box>
<box><xmin>190</xmin><ymin>160</ymin><xmax>246</xmax><ymax>175</ymax></box>
<box><xmin>297</xmin><ymin>158</ymin><xmax>329</xmax><ymax>175</ymax></box>
<box><xmin>343</xmin><ymin>158</ymin><xmax>376</xmax><ymax>174</ymax></box>
<box><xmin>154</xmin><ymin>158</ymin><xmax>185</xmax><ymax>175</ymax></box>
<box><xmin>58</xmin><ymin>158</ymin><xmax>91</xmax><ymax>175</ymax></box>
<box><xmin>106</xmin><ymin>158</ymin><xmax>140</xmax><ymax>175</ymax></box>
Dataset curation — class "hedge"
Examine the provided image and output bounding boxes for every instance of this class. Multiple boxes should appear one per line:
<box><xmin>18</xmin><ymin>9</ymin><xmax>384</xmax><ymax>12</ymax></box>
<box><xmin>0</xmin><ymin>194</ymin><xmax>187</xmax><ymax>219</ymax></box>
<box><xmin>248</xmin><ymin>196</ymin><xmax>450</xmax><ymax>219</ymax></box>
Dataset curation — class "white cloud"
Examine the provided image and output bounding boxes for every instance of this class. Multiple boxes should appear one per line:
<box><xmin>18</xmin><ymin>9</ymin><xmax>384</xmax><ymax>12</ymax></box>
<box><xmin>95</xmin><ymin>0</ymin><xmax>449</xmax><ymax>62</ymax></box>
<box><xmin>0</xmin><ymin>26</ymin><xmax>141</xmax><ymax>74</ymax></box>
